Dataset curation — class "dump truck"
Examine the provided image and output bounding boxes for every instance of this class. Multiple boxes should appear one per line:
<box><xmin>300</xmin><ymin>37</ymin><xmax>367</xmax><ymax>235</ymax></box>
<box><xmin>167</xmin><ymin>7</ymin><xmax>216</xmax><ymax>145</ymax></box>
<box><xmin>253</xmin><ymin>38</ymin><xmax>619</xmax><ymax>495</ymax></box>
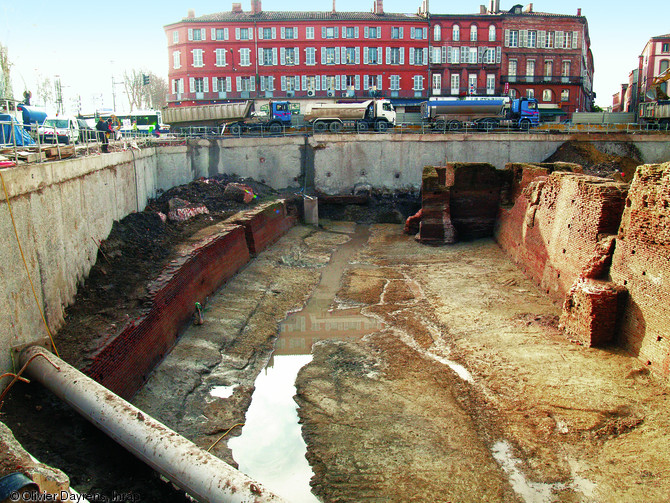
<box><xmin>638</xmin><ymin>68</ymin><xmax>670</xmax><ymax>128</ymax></box>
<box><xmin>162</xmin><ymin>101</ymin><xmax>292</xmax><ymax>135</ymax></box>
<box><xmin>303</xmin><ymin>99</ymin><xmax>396</xmax><ymax>132</ymax></box>
<box><xmin>421</xmin><ymin>96</ymin><xmax>540</xmax><ymax>131</ymax></box>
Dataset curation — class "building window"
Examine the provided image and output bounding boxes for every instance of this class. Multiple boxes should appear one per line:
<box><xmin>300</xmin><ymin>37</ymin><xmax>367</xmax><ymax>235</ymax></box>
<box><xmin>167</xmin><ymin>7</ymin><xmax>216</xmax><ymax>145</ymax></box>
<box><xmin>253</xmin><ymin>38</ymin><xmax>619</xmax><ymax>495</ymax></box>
<box><xmin>284</xmin><ymin>27</ymin><xmax>296</xmax><ymax>39</ymax></box>
<box><xmin>192</xmin><ymin>29</ymin><xmax>202</xmax><ymax>41</ymax></box>
<box><xmin>468</xmin><ymin>74</ymin><xmax>477</xmax><ymax>94</ymax></box>
<box><xmin>390</xmin><ymin>47</ymin><xmax>401</xmax><ymax>65</ymax></box>
<box><xmin>215</xmin><ymin>48</ymin><xmax>227</xmax><ymax>66</ymax></box>
<box><xmin>325</xmin><ymin>47</ymin><xmax>336</xmax><ymax>64</ymax></box>
<box><xmin>306</xmin><ymin>27</ymin><xmax>315</xmax><ymax>39</ymax></box>
<box><xmin>526</xmin><ymin>89</ymin><xmax>535</xmax><ymax>99</ymax></box>
<box><xmin>508</xmin><ymin>59</ymin><xmax>517</xmax><ymax>79</ymax></box>
<box><xmin>543</xmin><ymin>89</ymin><xmax>553</xmax><ymax>101</ymax></box>
<box><xmin>508</xmin><ymin>30</ymin><xmax>519</xmax><ymax>47</ymax></box>
<box><xmin>561</xmin><ymin>89</ymin><xmax>569</xmax><ymax>101</ymax></box>
<box><xmin>173</xmin><ymin>31</ymin><xmax>179</xmax><ymax>44</ymax></box>
<box><xmin>509</xmin><ymin>88</ymin><xmax>518</xmax><ymax>99</ymax></box>
<box><xmin>469</xmin><ymin>47</ymin><xmax>477</xmax><ymax>64</ymax></box>
<box><xmin>263</xmin><ymin>28</ymin><xmax>273</xmax><ymax>39</ymax></box>
<box><xmin>413</xmin><ymin>75</ymin><xmax>424</xmax><ymax>91</ymax></box>
<box><xmin>172</xmin><ymin>51</ymin><xmax>181</xmax><ymax>69</ymax></box>
<box><xmin>345</xmin><ymin>47</ymin><xmax>357</xmax><ymax>64</ymax></box>
<box><xmin>345</xmin><ymin>27</ymin><xmax>357</xmax><ymax>39</ymax></box>
<box><xmin>390</xmin><ymin>75</ymin><xmax>400</xmax><ymax>91</ymax></box>
<box><xmin>470</xmin><ymin>25</ymin><xmax>478</xmax><ymax>42</ymax></box>
<box><xmin>488</xmin><ymin>25</ymin><xmax>495</xmax><ymax>42</ymax></box>
<box><xmin>453</xmin><ymin>25</ymin><xmax>460</xmax><ymax>41</ymax></box>
<box><xmin>192</xmin><ymin>49</ymin><xmax>203</xmax><ymax>67</ymax></box>
<box><xmin>411</xmin><ymin>27</ymin><xmax>426</xmax><ymax>39</ymax></box>
<box><xmin>392</xmin><ymin>27</ymin><xmax>403</xmax><ymax>39</ymax></box>
<box><xmin>306</xmin><ymin>47</ymin><xmax>316</xmax><ymax>65</ymax></box>
<box><xmin>432</xmin><ymin>73</ymin><xmax>441</xmax><ymax>94</ymax></box>
<box><xmin>366</xmin><ymin>26</ymin><xmax>381</xmax><ymax>39</ymax></box>
<box><xmin>450</xmin><ymin>73</ymin><xmax>460</xmax><ymax>94</ymax></box>
<box><xmin>484</xmin><ymin>47</ymin><xmax>495</xmax><ymax>64</ymax></box>
<box><xmin>434</xmin><ymin>25</ymin><xmax>441</xmax><ymax>42</ymax></box>
<box><xmin>544</xmin><ymin>60</ymin><xmax>553</xmax><ymax>79</ymax></box>
<box><xmin>193</xmin><ymin>77</ymin><xmax>204</xmax><ymax>93</ymax></box>
<box><xmin>284</xmin><ymin>48</ymin><xmax>296</xmax><ymax>65</ymax></box>
<box><xmin>663</xmin><ymin>43</ymin><xmax>670</xmax><ymax>53</ymax></box>
<box><xmin>325</xmin><ymin>76</ymin><xmax>336</xmax><ymax>90</ymax></box>
<box><xmin>367</xmin><ymin>47</ymin><xmax>379</xmax><ymax>64</ymax></box>
<box><xmin>262</xmin><ymin>48</ymin><xmax>274</xmax><ymax>66</ymax></box>
<box><xmin>260</xmin><ymin>76</ymin><xmax>274</xmax><ymax>91</ymax></box>
<box><xmin>546</xmin><ymin>31</ymin><xmax>554</xmax><ymax>49</ymax></box>
<box><xmin>238</xmin><ymin>28</ymin><xmax>251</xmax><ymax>40</ymax></box>
<box><xmin>528</xmin><ymin>31</ymin><xmax>536</xmax><ymax>48</ymax></box>
<box><xmin>239</xmin><ymin>48</ymin><xmax>251</xmax><ymax>66</ymax></box>
<box><xmin>215</xmin><ymin>77</ymin><xmax>229</xmax><ymax>93</ymax></box>
<box><xmin>562</xmin><ymin>60</ymin><xmax>571</xmax><ymax>76</ymax></box>
<box><xmin>305</xmin><ymin>76</ymin><xmax>317</xmax><ymax>91</ymax></box>
<box><xmin>526</xmin><ymin>60</ymin><xmax>535</xmax><ymax>81</ymax></box>
<box><xmin>238</xmin><ymin>76</ymin><xmax>253</xmax><ymax>91</ymax></box>
<box><xmin>324</xmin><ymin>27</ymin><xmax>337</xmax><ymax>39</ymax></box>
<box><xmin>486</xmin><ymin>74</ymin><xmax>495</xmax><ymax>95</ymax></box>
<box><xmin>214</xmin><ymin>28</ymin><xmax>227</xmax><ymax>41</ymax></box>
<box><xmin>412</xmin><ymin>48</ymin><xmax>426</xmax><ymax>65</ymax></box>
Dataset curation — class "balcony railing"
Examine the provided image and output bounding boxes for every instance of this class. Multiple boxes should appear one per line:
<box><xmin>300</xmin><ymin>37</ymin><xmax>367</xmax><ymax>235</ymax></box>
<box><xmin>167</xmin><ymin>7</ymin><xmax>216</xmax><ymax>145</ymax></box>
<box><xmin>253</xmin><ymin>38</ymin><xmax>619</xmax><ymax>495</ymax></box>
<box><xmin>501</xmin><ymin>75</ymin><xmax>584</xmax><ymax>85</ymax></box>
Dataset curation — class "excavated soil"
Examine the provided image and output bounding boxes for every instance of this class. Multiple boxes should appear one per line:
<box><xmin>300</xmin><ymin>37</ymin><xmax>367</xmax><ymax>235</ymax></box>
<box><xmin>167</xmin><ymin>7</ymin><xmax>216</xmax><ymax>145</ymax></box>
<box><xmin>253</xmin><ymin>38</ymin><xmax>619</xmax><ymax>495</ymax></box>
<box><xmin>543</xmin><ymin>140</ymin><xmax>643</xmax><ymax>182</ymax></box>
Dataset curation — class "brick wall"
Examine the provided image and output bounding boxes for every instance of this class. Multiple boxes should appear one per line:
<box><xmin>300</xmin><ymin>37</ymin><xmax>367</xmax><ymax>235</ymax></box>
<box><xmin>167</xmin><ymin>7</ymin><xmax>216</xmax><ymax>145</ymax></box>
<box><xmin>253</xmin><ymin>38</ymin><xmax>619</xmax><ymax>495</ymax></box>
<box><xmin>610</xmin><ymin>163</ymin><xmax>670</xmax><ymax>376</ymax></box>
<box><xmin>85</xmin><ymin>201</ymin><xmax>297</xmax><ymax>398</ymax></box>
<box><xmin>495</xmin><ymin>166</ymin><xmax>627</xmax><ymax>302</ymax></box>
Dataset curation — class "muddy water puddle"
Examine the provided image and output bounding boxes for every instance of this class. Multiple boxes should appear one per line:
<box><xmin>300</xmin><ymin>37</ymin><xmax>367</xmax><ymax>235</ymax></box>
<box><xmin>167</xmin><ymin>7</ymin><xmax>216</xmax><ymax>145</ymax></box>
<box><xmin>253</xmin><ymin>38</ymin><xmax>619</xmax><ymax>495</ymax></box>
<box><xmin>229</xmin><ymin>223</ymin><xmax>382</xmax><ymax>502</ymax></box>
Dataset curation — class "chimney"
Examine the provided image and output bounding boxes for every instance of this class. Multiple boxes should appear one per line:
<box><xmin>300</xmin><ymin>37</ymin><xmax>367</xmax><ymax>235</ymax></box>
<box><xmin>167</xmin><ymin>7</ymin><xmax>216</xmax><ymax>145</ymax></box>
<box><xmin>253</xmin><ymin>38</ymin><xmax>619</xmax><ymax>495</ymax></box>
<box><xmin>374</xmin><ymin>0</ymin><xmax>384</xmax><ymax>15</ymax></box>
<box><xmin>577</xmin><ymin>8</ymin><xmax>582</xmax><ymax>16</ymax></box>
<box><xmin>251</xmin><ymin>0</ymin><xmax>262</xmax><ymax>14</ymax></box>
<box><xmin>187</xmin><ymin>9</ymin><xmax>195</xmax><ymax>18</ymax></box>
<box><xmin>332</xmin><ymin>0</ymin><xmax>336</xmax><ymax>14</ymax></box>
<box><xmin>232</xmin><ymin>2</ymin><xmax>242</xmax><ymax>12</ymax></box>
<box><xmin>523</xmin><ymin>3</ymin><xmax>533</xmax><ymax>13</ymax></box>
<box><xmin>480</xmin><ymin>5</ymin><xmax>487</xmax><ymax>14</ymax></box>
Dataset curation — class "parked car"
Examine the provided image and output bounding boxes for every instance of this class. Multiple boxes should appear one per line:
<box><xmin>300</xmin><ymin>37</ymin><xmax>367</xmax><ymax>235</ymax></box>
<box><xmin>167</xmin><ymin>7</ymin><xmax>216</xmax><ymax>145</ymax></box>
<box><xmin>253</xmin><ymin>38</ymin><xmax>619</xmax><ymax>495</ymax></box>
<box><xmin>38</xmin><ymin>116</ymin><xmax>80</xmax><ymax>144</ymax></box>
<box><xmin>77</xmin><ymin>118</ymin><xmax>97</xmax><ymax>142</ymax></box>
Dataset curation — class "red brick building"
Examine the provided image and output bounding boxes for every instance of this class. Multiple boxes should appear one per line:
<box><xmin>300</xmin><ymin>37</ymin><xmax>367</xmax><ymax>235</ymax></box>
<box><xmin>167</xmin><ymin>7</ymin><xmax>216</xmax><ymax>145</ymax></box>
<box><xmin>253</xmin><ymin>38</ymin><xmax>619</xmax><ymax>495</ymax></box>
<box><xmin>639</xmin><ymin>33</ymin><xmax>670</xmax><ymax>101</ymax></box>
<box><xmin>164</xmin><ymin>0</ymin><xmax>594</xmax><ymax>118</ymax></box>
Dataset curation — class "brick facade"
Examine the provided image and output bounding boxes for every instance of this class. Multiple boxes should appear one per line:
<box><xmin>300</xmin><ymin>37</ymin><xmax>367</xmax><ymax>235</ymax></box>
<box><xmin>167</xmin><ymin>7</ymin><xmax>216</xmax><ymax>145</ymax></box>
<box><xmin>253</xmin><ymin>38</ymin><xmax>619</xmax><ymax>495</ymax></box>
<box><xmin>164</xmin><ymin>1</ymin><xmax>594</xmax><ymax>116</ymax></box>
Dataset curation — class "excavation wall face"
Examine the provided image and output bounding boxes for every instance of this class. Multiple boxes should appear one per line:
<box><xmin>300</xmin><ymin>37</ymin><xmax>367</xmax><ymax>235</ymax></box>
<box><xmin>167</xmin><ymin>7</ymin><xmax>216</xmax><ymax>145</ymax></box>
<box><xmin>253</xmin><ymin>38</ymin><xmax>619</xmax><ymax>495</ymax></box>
<box><xmin>610</xmin><ymin>164</ymin><xmax>670</xmax><ymax>374</ymax></box>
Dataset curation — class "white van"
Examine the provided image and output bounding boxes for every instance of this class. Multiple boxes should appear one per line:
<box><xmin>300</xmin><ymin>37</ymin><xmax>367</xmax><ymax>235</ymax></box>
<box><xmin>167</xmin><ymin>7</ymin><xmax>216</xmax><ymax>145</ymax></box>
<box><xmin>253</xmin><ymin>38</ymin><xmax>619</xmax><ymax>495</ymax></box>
<box><xmin>38</xmin><ymin>116</ymin><xmax>80</xmax><ymax>144</ymax></box>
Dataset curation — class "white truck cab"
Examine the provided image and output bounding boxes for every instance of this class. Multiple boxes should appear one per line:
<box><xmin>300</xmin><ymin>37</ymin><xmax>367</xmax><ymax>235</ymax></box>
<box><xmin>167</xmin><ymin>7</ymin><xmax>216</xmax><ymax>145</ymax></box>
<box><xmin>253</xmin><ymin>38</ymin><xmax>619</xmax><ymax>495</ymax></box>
<box><xmin>38</xmin><ymin>116</ymin><xmax>80</xmax><ymax>144</ymax></box>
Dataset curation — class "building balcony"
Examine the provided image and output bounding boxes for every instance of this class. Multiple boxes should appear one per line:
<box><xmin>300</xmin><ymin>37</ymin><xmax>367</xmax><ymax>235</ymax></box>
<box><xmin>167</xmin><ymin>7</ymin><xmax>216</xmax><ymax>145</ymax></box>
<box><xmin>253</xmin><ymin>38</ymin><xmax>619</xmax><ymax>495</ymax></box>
<box><xmin>501</xmin><ymin>75</ymin><xmax>584</xmax><ymax>85</ymax></box>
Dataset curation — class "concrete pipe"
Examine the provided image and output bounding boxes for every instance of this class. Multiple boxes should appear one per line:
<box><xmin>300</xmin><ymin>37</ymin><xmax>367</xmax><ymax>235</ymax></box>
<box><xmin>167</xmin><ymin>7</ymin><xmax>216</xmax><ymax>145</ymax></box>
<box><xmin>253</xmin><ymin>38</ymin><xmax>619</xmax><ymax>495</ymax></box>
<box><xmin>19</xmin><ymin>346</ymin><xmax>285</xmax><ymax>503</ymax></box>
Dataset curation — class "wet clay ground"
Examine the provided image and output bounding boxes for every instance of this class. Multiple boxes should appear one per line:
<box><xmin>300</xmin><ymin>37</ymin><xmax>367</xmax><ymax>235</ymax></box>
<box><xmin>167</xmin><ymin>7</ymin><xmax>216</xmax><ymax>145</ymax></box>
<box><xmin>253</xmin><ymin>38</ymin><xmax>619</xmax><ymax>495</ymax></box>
<box><xmin>132</xmin><ymin>222</ymin><xmax>669</xmax><ymax>502</ymax></box>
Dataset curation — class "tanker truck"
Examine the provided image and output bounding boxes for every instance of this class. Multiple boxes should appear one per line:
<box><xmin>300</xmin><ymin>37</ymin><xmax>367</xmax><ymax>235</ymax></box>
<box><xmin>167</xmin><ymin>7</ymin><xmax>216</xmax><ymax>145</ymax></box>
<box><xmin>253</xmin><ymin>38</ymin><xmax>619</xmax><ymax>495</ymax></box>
<box><xmin>162</xmin><ymin>101</ymin><xmax>292</xmax><ymax>135</ymax></box>
<box><xmin>303</xmin><ymin>99</ymin><xmax>396</xmax><ymax>132</ymax></box>
<box><xmin>421</xmin><ymin>96</ymin><xmax>540</xmax><ymax>131</ymax></box>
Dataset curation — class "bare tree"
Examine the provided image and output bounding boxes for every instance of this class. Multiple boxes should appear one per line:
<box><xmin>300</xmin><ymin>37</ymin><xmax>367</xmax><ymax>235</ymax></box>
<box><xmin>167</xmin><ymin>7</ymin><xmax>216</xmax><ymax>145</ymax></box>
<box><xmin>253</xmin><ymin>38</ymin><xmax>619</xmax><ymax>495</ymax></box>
<box><xmin>0</xmin><ymin>43</ymin><xmax>13</xmax><ymax>99</ymax></box>
<box><xmin>123</xmin><ymin>69</ymin><xmax>168</xmax><ymax>110</ymax></box>
<box><xmin>36</xmin><ymin>76</ymin><xmax>53</xmax><ymax>108</ymax></box>
<box><xmin>123</xmin><ymin>69</ymin><xmax>144</xmax><ymax>111</ymax></box>
<box><xmin>145</xmin><ymin>72</ymin><xmax>168</xmax><ymax>110</ymax></box>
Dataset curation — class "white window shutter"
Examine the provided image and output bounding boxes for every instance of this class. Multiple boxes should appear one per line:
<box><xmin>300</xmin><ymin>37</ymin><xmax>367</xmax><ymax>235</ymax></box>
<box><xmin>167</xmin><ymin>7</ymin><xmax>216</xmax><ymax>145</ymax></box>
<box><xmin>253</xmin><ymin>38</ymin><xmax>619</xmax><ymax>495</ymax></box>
<box><xmin>572</xmin><ymin>31</ymin><xmax>579</xmax><ymax>48</ymax></box>
<box><xmin>188</xmin><ymin>29</ymin><xmax>193</xmax><ymax>41</ymax></box>
<box><xmin>335</xmin><ymin>48</ymin><xmax>340</xmax><ymax>64</ymax></box>
<box><xmin>399</xmin><ymin>27</ymin><xmax>404</xmax><ymax>39</ymax></box>
<box><xmin>364</xmin><ymin>47</ymin><xmax>369</xmax><ymax>64</ymax></box>
<box><xmin>335</xmin><ymin>75</ymin><xmax>340</xmax><ymax>90</ymax></box>
<box><xmin>400</xmin><ymin>47</ymin><xmax>405</xmax><ymax>65</ymax></box>
<box><xmin>364</xmin><ymin>27</ymin><xmax>369</xmax><ymax>39</ymax></box>
<box><xmin>377</xmin><ymin>75</ymin><xmax>382</xmax><ymax>89</ymax></box>
<box><xmin>377</xmin><ymin>47</ymin><xmax>382</xmax><ymax>63</ymax></box>
<box><xmin>295</xmin><ymin>76</ymin><xmax>300</xmax><ymax>91</ymax></box>
<box><xmin>250</xmin><ymin>77</ymin><xmax>255</xmax><ymax>91</ymax></box>
<box><xmin>249</xmin><ymin>27</ymin><xmax>254</xmax><ymax>40</ymax></box>
<box><xmin>363</xmin><ymin>74</ymin><xmax>369</xmax><ymax>90</ymax></box>
<box><xmin>235</xmin><ymin>28</ymin><xmax>240</xmax><ymax>40</ymax></box>
<box><xmin>317</xmin><ymin>76</ymin><xmax>322</xmax><ymax>91</ymax></box>
<box><xmin>258</xmin><ymin>48</ymin><xmax>264</xmax><ymax>65</ymax></box>
<box><xmin>322</xmin><ymin>27</ymin><xmax>326</xmax><ymax>38</ymax></box>
<box><xmin>423</xmin><ymin>48</ymin><xmax>428</xmax><ymax>65</ymax></box>
<box><xmin>281</xmin><ymin>76</ymin><xmax>286</xmax><ymax>91</ymax></box>
<box><xmin>281</xmin><ymin>27</ymin><xmax>285</xmax><ymax>39</ymax></box>
<box><xmin>226</xmin><ymin>77</ymin><xmax>232</xmax><ymax>92</ymax></box>
<box><xmin>321</xmin><ymin>47</ymin><xmax>326</xmax><ymax>64</ymax></box>
<box><xmin>355</xmin><ymin>47</ymin><xmax>360</xmax><ymax>64</ymax></box>
<box><xmin>409</xmin><ymin>47</ymin><xmax>415</xmax><ymax>65</ymax></box>
<box><xmin>203</xmin><ymin>77</ymin><xmax>209</xmax><ymax>92</ymax></box>
<box><xmin>335</xmin><ymin>27</ymin><xmax>339</xmax><ymax>38</ymax></box>
<box><xmin>355</xmin><ymin>75</ymin><xmax>360</xmax><ymax>90</ymax></box>
<box><xmin>201</xmin><ymin>29</ymin><xmax>206</xmax><ymax>40</ymax></box>
<box><xmin>224</xmin><ymin>28</ymin><xmax>229</xmax><ymax>40</ymax></box>
<box><xmin>302</xmin><ymin>75</ymin><xmax>307</xmax><ymax>89</ymax></box>
<box><xmin>377</xmin><ymin>27</ymin><xmax>381</xmax><ymax>38</ymax></box>
<box><xmin>441</xmin><ymin>46</ymin><xmax>447</xmax><ymax>63</ymax></box>
<box><xmin>272</xmin><ymin>28</ymin><xmax>276</xmax><ymax>39</ymax></box>
<box><xmin>295</xmin><ymin>47</ymin><xmax>300</xmax><ymax>65</ymax></box>
<box><xmin>211</xmin><ymin>28</ymin><xmax>216</xmax><ymax>40</ymax></box>
<box><xmin>189</xmin><ymin>77</ymin><xmax>195</xmax><ymax>92</ymax></box>
<box><xmin>496</xmin><ymin>46</ymin><xmax>501</xmax><ymax>63</ymax></box>
<box><xmin>355</xmin><ymin>27</ymin><xmax>359</xmax><ymax>38</ymax></box>
<box><xmin>504</xmin><ymin>29</ymin><xmax>509</xmax><ymax>47</ymax></box>
<box><xmin>273</xmin><ymin>48</ymin><xmax>278</xmax><ymax>65</ymax></box>
<box><xmin>423</xmin><ymin>27</ymin><xmax>427</xmax><ymax>39</ymax></box>
<box><xmin>447</xmin><ymin>46</ymin><xmax>452</xmax><ymax>63</ymax></box>
<box><xmin>258</xmin><ymin>27</ymin><xmax>263</xmax><ymax>40</ymax></box>
<box><xmin>260</xmin><ymin>77</ymin><xmax>266</xmax><ymax>91</ymax></box>
<box><xmin>386</xmin><ymin>47</ymin><xmax>390</xmax><ymax>64</ymax></box>
<box><xmin>293</xmin><ymin>27</ymin><xmax>298</xmax><ymax>38</ymax></box>
<box><xmin>212</xmin><ymin>77</ymin><xmax>218</xmax><ymax>92</ymax></box>
<box><xmin>236</xmin><ymin>76</ymin><xmax>241</xmax><ymax>91</ymax></box>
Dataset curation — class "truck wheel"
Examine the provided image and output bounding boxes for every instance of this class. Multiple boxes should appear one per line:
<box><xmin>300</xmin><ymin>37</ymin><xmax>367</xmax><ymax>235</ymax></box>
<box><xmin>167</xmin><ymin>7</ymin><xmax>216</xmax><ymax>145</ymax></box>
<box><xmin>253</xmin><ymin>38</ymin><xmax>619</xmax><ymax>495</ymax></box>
<box><xmin>375</xmin><ymin>120</ymin><xmax>388</xmax><ymax>132</ymax></box>
<box><xmin>357</xmin><ymin>121</ymin><xmax>369</xmax><ymax>132</ymax></box>
<box><xmin>447</xmin><ymin>120</ymin><xmax>461</xmax><ymax>131</ymax></box>
<box><xmin>230</xmin><ymin>124</ymin><xmax>242</xmax><ymax>136</ymax></box>
<box><xmin>329</xmin><ymin>121</ymin><xmax>343</xmax><ymax>133</ymax></box>
<box><xmin>313</xmin><ymin>121</ymin><xmax>328</xmax><ymax>133</ymax></box>
<box><xmin>434</xmin><ymin>120</ymin><xmax>446</xmax><ymax>132</ymax></box>
<box><xmin>479</xmin><ymin>119</ymin><xmax>497</xmax><ymax>132</ymax></box>
<box><xmin>519</xmin><ymin>119</ymin><xmax>531</xmax><ymax>131</ymax></box>
<box><xmin>269</xmin><ymin>123</ymin><xmax>282</xmax><ymax>134</ymax></box>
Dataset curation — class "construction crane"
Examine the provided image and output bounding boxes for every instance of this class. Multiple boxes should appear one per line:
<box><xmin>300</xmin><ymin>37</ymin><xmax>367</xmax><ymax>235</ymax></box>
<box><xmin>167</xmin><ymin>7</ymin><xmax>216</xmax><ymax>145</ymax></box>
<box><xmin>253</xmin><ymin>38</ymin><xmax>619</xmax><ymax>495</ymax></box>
<box><xmin>647</xmin><ymin>67</ymin><xmax>670</xmax><ymax>101</ymax></box>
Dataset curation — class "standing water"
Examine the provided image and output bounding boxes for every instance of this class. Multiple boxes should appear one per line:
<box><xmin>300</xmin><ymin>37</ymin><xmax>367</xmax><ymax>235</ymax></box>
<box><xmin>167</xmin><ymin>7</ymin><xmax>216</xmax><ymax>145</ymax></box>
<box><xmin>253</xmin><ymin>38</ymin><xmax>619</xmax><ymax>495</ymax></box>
<box><xmin>229</xmin><ymin>224</ymin><xmax>382</xmax><ymax>502</ymax></box>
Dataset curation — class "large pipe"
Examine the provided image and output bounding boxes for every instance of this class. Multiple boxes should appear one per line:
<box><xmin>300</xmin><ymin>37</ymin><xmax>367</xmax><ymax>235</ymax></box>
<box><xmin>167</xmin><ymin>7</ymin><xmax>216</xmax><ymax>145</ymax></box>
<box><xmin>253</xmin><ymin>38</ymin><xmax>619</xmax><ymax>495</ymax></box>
<box><xmin>20</xmin><ymin>346</ymin><xmax>285</xmax><ymax>503</ymax></box>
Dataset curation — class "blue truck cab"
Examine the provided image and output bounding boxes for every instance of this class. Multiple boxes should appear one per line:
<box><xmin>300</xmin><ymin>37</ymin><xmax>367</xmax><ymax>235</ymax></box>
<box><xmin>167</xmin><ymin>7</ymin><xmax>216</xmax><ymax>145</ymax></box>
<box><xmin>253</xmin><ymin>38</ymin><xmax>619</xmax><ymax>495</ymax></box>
<box><xmin>509</xmin><ymin>98</ymin><xmax>540</xmax><ymax>128</ymax></box>
<box><xmin>269</xmin><ymin>101</ymin><xmax>292</xmax><ymax>126</ymax></box>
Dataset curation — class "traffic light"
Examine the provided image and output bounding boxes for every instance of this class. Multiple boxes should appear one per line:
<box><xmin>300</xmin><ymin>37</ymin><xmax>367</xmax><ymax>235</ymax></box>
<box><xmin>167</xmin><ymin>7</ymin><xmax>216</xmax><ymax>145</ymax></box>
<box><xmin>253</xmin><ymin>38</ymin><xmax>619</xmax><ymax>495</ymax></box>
<box><xmin>143</xmin><ymin>74</ymin><xmax>150</xmax><ymax>86</ymax></box>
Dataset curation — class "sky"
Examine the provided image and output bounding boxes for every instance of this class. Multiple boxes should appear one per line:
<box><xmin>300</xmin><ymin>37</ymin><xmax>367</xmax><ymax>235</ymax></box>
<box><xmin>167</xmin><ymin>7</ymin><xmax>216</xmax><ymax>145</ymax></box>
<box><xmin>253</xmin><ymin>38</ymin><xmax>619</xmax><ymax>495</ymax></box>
<box><xmin>1</xmin><ymin>0</ymin><xmax>668</xmax><ymax>113</ymax></box>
